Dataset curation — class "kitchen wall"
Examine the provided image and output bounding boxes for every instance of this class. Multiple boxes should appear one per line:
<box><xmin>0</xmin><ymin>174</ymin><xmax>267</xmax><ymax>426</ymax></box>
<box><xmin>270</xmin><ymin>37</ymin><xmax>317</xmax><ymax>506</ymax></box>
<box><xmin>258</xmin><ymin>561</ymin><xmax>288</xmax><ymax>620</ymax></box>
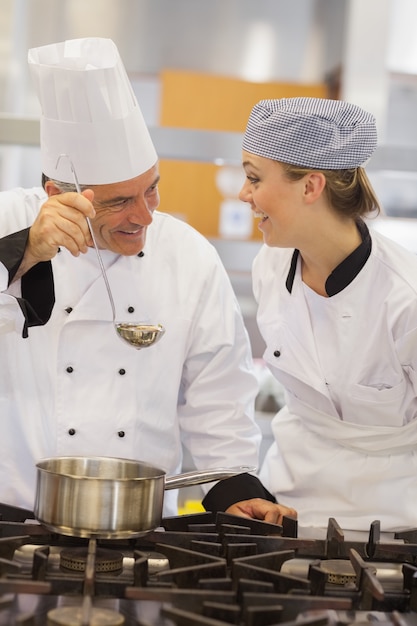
<box><xmin>0</xmin><ymin>0</ymin><xmax>346</xmax><ymax>188</ymax></box>
<box><xmin>1</xmin><ymin>1</ymin><xmax>417</xmax><ymax>200</ymax></box>
<box><xmin>1</xmin><ymin>1</ymin><xmax>417</xmax><ymax>194</ymax></box>
<box><xmin>1</xmin><ymin>0</ymin><xmax>417</xmax><ymax>494</ymax></box>
<box><xmin>0</xmin><ymin>0</ymin><xmax>346</xmax><ymax>88</ymax></box>
<box><xmin>1</xmin><ymin>0</ymin><xmax>417</xmax><ymax>355</ymax></box>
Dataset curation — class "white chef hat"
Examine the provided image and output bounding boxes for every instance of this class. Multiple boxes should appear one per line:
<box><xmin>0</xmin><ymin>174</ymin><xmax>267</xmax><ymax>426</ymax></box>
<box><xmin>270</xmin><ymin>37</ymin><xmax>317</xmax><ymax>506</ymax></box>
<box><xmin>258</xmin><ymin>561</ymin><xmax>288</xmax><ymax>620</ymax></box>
<box><xmin>242</xmin><ymin>97</ymin><xmax>377</xmax><ymax>170</ymax></box>
<box><xmin>28</xmin><ymin>37</ymin><xmax>158</xmax><ymax>184</ymax></box>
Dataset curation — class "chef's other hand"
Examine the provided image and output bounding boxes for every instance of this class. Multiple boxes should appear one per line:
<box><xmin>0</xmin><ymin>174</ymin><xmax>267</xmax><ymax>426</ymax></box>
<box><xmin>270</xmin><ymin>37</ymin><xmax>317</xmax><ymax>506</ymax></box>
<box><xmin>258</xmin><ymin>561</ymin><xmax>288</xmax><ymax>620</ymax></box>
<box><xmin>27</xmin><ymin>189</ymin><xmax>95</xmax><ymax>266</ymax></box>
<box><xmin>226</xmin><ymin>498</ymin><xmax>297</xmax><ymax>525</ymax></box>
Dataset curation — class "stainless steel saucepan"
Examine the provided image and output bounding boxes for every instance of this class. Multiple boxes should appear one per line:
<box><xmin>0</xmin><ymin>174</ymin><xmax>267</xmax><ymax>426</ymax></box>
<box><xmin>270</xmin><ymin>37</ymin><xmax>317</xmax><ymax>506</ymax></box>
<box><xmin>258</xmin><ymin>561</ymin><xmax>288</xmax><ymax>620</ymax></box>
<box><xmin>34</xmin><ymin>456</ymin><xmax>254</xmax><ymax>539</ymax></box>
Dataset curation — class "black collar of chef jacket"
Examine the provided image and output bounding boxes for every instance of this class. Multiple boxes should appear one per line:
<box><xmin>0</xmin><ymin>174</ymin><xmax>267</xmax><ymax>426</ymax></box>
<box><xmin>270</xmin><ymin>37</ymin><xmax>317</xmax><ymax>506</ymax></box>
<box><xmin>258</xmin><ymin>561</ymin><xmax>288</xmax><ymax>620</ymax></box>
<box><xmin>285</xmin><ymin>219</ymin><xmax>372</xmax><ymax>296</ymax></box>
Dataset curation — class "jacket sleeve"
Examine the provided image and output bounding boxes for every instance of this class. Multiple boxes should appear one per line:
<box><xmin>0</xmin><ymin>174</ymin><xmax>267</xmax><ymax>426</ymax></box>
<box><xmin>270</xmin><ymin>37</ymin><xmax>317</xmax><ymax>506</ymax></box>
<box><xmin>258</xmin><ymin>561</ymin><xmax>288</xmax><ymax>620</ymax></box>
<box><xmin>202</xmin><ymin>473</ymin><xmax>276</xmax><ymax>512</ymax></box>
<box><xmin>177</xmin><ymin>240</ymin><xmax>264</xmax><ymax>498</ymax></box>
<box><xmin>0</xmin><ymin>228</ymin><xmax>55</xmax><ymax>337</ymax></box>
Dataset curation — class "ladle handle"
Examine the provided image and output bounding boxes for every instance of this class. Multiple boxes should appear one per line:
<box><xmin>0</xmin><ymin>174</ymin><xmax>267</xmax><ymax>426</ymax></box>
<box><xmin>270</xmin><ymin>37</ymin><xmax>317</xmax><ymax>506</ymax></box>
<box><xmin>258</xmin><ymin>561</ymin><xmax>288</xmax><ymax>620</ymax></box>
<box><xmin>85</xmin><ymin>216</ymin><xmax>116</xmax><ymax>322</ymax></box>
<box><xmin>164</xmin><ymin>465</ymin><xmax>256</xmax><ymax>490</ymax></box>
<box><xmin>58</xmin><ymin>154</ymin><xmax>117</xmax><ymax>322</ymax></box>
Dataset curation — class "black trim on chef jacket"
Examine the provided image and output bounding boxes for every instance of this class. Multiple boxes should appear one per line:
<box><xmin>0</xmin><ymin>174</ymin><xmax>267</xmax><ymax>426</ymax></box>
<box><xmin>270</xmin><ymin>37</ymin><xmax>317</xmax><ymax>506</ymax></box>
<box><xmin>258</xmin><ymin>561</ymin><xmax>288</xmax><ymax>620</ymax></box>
<box><xmin>202</xmin><ymin>473</ymin><xmax>277</xmax><ymax>512</ymax></box>
<box><xmin>0</xmin><ymin>228</ymin><xmax>55</xmax><ymax>337</ymax></box>
<box><xmin>0</xmin><ymin>502</ymin><xmax>35</xmax><ymax>521</ymax></box>
<box><xmin>285</xmin><ymin>219</ymin><xmax>372</xmax><ymax>296</ymax></box>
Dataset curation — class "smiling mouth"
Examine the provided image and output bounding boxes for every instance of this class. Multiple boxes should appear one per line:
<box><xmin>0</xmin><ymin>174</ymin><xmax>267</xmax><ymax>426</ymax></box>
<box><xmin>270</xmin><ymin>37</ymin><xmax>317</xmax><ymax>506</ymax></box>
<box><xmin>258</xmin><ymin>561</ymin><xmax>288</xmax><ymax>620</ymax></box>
<box><xmin>254</xmin><ymin>210</ymin><xmax>268</xmax><ymax>223</ymax></box>
<box><xmin>117</xmin><ymin>228</ymin><xmax>143</xmax><ymax>235</ymax></box>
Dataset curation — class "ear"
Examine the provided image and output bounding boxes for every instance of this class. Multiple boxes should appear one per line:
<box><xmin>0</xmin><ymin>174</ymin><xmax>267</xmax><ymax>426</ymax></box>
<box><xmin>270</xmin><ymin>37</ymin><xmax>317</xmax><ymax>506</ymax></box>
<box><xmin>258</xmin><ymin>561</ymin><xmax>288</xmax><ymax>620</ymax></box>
<box><xmin>44</xmin><ymin>180</ymin><xmax>62</xmax><ymax>197</ymax></box>
<box><xmin>303</xmin><ymin>172</ymin><xmax>326</xmax><ymax>204</ymax></box>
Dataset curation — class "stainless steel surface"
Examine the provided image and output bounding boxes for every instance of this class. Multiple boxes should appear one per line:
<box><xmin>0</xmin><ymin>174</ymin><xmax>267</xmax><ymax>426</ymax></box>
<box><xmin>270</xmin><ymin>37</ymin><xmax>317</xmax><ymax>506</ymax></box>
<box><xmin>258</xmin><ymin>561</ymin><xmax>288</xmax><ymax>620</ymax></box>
<box><xmin>0</xmin><ymin>117</ymin><xmax>246</xmax><ymax>165</ymax></box>
<box><xmin>3</xmin><ymin>116</ymin><xmax>417</xmax><ymax>172</ymax></box>
<box><xmin>0</xmin><ymin>114</ymin><xmax>40</xmax><ymax>145</ymax></box>
<box><xmin>281</xmin><ymin>556</ymin><xmax>404</xmax><ymax>587</ymax></box>
<box><xmin>1</xmin><ymin>1</ymin><xmax>416</xmax><ymax>218</ymax></box>
<box><xmin>115</xmin><ymin>323</ymin><xmax>165</xmax><ymax>349</ymax></box>
<box><xmin>34</xmin><ymin>456</ymin><xmax>254</xmax><ymax>539</ymax></box>
<box><xmin>0</xmin><ymin>1</ymin><xmax>344</xmax><ymax>89</ymax></box>
<box><xmin>164</xmin><ymin>465</ymin><xmax>255</xmax><ymax>489</ymax></box>
<box><xmin>48</xmin><ymin>604</ymin><xmax>125</xmax><ymax>626</ymax></box>
<box><xmin>1</xmin><ymin>509</ymin><xmax>416</xmax><ymax>625</ymax></box>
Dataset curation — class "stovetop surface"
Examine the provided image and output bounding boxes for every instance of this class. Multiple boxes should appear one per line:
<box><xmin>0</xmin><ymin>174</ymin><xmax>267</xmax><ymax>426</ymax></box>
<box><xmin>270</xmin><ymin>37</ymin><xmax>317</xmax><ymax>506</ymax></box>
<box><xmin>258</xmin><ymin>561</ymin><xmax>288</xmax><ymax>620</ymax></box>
<box><xmin>0</xmin><ymin>508</ymin><xmax>417</xmax><ymax>625</ymax></box>
<box><xmin>0</xmin><ymin>594</ymin><xmax>170</xmax><ymax>625</ymax></box>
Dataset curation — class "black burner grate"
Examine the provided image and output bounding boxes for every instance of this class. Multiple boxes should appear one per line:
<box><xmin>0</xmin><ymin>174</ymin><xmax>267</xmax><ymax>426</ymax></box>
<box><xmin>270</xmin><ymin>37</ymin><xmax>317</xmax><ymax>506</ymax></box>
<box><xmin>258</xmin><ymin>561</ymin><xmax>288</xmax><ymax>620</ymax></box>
<box><xmin>0</xmin><ymin>507</ymin><xmax>416</xmax><ymax>625</ymax></box>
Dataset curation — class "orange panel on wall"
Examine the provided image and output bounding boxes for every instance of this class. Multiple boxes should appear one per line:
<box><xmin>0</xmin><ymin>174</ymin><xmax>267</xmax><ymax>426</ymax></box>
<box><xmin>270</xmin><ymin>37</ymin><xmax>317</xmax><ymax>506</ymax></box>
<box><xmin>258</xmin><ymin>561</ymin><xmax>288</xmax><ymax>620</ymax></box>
<box><xmin>158</xmin><ymin>70</ymin><xmax>328</xmax><ymax>240</ymax></box>
<box><xmin>158</xmin><ymin>160</ymin><xmax>221</xmax><ymax>238</ymax></box>
<box><xmin>160</xmin><ymin>69</ymin><xmax>327</xmax><ymax>130</ymax></box>
<box><xmin>158</xmin><ymin>160</ymin><xmax>263</xmax><ymax>240</ymax></box>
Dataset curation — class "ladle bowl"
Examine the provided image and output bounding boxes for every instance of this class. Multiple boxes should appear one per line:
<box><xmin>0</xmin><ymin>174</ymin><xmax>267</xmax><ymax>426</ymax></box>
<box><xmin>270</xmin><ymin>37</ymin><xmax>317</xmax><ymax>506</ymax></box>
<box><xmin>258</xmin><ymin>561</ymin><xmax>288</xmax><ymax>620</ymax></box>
<box><xmin>115</xmin><ymin>323</ymin><xmax>165</xmax><ymax>349</ymax></box>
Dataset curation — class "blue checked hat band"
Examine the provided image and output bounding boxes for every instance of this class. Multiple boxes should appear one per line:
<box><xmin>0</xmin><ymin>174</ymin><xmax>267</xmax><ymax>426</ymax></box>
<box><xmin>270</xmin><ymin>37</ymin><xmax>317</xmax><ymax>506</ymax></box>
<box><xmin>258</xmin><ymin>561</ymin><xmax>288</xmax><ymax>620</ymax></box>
<box><xmin>242</xmin><ymin>97</ymin><xmax>377</xmax><ymax>170</ymax></box>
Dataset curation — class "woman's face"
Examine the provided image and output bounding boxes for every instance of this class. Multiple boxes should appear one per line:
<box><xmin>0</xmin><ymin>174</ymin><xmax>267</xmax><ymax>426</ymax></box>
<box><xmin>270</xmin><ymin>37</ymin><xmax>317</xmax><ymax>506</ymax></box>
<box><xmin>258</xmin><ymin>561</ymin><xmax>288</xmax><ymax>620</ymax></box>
<box><xmin>239</xmin><ymin>151</ymin><xmax>306</xmax><ymax>248</ymax></box>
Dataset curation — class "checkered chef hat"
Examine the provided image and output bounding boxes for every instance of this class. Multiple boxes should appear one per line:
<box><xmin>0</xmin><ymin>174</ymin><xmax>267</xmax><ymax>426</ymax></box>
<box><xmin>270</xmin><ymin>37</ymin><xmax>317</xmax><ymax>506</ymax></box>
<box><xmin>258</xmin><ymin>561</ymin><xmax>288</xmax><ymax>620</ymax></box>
<box><xmin>242</xmin><ymin>97</ymin><xmax>377</xmax><ymax>169</ymax></box>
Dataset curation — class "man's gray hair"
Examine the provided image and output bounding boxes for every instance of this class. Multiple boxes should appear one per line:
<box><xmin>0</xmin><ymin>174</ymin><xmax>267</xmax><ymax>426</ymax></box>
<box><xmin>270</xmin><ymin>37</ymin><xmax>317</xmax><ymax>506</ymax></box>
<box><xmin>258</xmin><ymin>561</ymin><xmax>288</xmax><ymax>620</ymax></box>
<box><xmin>43</xmin><ymin>177</ymin><xmax>89</xmax><ymax>193</ymax></box>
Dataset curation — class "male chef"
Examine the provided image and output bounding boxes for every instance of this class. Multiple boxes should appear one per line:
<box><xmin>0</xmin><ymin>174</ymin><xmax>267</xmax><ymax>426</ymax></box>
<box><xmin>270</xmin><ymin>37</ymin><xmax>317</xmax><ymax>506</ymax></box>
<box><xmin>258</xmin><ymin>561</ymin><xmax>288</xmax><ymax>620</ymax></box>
<box><xmin>0</xmin><ymin>37</ymin><xmax>295</xmax><ymax>523</ymax></box>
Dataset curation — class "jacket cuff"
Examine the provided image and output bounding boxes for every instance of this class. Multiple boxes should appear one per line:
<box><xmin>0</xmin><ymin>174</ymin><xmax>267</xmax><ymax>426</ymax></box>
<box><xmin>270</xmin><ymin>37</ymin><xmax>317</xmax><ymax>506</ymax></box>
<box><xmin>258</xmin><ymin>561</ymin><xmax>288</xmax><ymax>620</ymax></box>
<box><xmin>0</xmin><ymin>229</ymin><xmax>30</xmax><ymax>282</ymax></box>
<box><xmin>202</xmin><ymin>473</ymin><xmax>276</xmax><ymax>512</ymax></box>
<box><xmin>0</xmin><ymin>228</ymin><xmax>55</xmax><ymax>336</ymax></box>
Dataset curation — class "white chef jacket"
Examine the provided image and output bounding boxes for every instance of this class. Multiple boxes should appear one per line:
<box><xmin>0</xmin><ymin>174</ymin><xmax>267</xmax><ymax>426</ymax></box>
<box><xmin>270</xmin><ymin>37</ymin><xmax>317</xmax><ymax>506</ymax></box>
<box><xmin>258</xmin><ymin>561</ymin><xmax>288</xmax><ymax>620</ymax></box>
<box><xmin>255</xmin><ymin>227</ymin><xmax>417</xmax><ymax>533</ymax></box>
<box><xmin>0</xmin><ymin>187</ymin><xmax>261</xmax><ymax>516</ymax></box>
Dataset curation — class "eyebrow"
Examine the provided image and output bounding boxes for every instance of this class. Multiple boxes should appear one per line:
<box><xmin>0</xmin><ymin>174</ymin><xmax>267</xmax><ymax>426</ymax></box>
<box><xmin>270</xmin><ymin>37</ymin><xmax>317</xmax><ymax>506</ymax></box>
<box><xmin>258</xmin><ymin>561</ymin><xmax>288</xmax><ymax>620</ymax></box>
<box><xmin>242</xmin><ymin>160</ymin><xmax>260</xmax><ymax>170</ymax></box>
<box><xmin>94</xmin><ymin>196</ymin><xmax>129</xmax><ymax>208</ymax></box>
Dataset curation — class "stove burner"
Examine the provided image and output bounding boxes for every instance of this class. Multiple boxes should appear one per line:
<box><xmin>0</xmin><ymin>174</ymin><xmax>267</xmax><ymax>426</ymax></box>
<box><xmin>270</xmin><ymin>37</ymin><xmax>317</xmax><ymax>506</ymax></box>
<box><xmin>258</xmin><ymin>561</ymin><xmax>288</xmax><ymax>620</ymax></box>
<box><xmin>2</xmin><ymin>507</ymin><xmax>417</xmax><ymax>626</ymax></box>
<box><xmin>47</xmin><ymin>606</ymin><xmax>125</xmax><ymax>625</ymax></box>
<box><xmin>60</xmin><ymin>547</ymin><xmax>124</xmax><ymax>573</ymax></box>
<box><xmin>320</xmin><ymin>558</ymin><xmax>358</xmax><ymax>585</ymax></box>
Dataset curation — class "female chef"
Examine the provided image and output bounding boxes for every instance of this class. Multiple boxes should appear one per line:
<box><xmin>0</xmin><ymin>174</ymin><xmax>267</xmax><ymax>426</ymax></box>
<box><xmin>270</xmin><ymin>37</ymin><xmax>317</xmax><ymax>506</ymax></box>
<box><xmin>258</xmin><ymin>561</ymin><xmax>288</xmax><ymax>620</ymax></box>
<box><xmin>238</xmin><ymin>97</ymin><xmax>417</xmax><ymax>534</ymax></box>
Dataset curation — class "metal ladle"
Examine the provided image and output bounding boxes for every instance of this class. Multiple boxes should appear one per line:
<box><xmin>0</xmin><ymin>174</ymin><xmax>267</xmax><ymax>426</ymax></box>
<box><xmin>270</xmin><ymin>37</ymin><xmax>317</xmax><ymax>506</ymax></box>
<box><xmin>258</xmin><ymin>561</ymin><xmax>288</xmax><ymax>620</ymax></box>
<box><xmin>56</xmin><ymin>155</ymin><xmax>165</xmax><ymax>349</ymax></box>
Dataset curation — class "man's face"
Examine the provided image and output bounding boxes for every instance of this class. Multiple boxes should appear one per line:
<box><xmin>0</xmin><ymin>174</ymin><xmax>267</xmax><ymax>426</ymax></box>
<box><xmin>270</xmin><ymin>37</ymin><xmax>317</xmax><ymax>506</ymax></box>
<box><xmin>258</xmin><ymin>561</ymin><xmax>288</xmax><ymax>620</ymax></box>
<box><xmin>88</xmin><ymin>164</ymin><xmax>160</xmax><ymax>255</ymax></box>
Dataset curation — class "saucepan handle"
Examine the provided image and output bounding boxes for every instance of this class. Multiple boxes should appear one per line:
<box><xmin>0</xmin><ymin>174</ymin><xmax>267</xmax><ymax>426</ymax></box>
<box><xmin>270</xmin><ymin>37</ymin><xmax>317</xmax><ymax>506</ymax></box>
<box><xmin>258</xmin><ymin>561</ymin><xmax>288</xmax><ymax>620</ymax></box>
<box><xmin>164</xmin><ymin>465</ymin><xmax>256</xmax><ymax>490</ymax></box>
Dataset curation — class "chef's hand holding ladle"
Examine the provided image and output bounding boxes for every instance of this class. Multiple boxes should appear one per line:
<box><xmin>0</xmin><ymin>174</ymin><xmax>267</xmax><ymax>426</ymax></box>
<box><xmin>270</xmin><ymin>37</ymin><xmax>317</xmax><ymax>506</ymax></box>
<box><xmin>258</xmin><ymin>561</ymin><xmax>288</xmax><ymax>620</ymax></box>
<box><xmin>56</xmin><ymin>155</ymin><xmax>165</xmax><ymax>350</ymax></box>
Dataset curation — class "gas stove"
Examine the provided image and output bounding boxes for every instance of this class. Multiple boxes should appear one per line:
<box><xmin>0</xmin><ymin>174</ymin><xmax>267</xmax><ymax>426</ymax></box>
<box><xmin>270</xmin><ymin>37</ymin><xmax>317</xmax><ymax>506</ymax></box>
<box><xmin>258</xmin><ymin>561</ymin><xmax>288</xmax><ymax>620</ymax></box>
<box><xmin>0</xmin><ymin>504</ymin><xmax>417</xmax><ymax>625</ymax></box>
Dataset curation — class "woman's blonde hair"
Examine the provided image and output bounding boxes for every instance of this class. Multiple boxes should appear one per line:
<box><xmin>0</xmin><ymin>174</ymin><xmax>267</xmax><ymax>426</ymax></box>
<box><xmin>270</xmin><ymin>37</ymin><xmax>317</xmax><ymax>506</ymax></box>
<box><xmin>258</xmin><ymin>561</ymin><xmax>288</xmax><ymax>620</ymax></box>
<box><xmin>280</xmin><ymin>163</ymin><xmax>381</xmax><ymax>219</ymax></box>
